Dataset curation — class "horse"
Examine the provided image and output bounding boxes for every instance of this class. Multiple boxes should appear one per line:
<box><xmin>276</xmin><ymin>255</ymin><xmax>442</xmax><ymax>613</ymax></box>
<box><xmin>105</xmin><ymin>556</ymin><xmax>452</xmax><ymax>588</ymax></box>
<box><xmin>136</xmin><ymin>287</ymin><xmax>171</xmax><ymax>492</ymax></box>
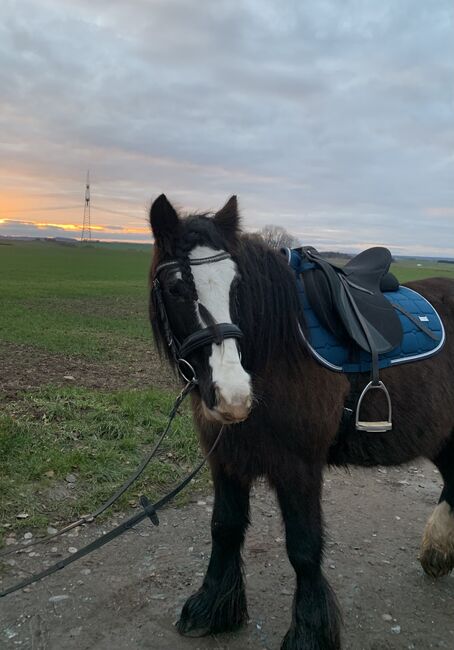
<box><xmin>148</xmin><ymin>194</ymin><xmax>454</xmax><ymax>650</ymax></box>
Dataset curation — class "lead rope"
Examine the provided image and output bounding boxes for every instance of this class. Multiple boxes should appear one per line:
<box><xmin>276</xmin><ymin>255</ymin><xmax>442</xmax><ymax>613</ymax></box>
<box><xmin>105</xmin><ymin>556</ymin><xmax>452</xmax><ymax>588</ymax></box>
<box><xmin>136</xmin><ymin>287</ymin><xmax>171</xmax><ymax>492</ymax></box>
<box><xmin>0</xmin><ymin>423</ymin><xmax>225</xmax><ymax>598</ymax></box>
<box><xmin>0</xmin><ymin>379</ymin><xmax>196</xmax><ymax>561</ymax></box>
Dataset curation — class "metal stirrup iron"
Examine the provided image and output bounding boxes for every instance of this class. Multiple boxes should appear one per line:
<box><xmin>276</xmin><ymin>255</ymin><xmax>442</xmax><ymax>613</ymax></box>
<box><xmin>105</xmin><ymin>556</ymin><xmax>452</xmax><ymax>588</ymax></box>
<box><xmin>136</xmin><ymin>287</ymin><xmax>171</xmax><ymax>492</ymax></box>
<box><xmin>355</xmin><ymin>380</ymin><xmax>393</xmax><ymax>433</ymax></box>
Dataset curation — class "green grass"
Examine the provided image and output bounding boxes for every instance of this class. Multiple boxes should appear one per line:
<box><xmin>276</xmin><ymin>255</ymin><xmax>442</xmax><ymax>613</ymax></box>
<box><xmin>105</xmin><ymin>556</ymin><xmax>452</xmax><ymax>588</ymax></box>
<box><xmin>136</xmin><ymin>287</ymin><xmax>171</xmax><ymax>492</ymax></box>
<box><xmin>0</xmin><ymin>385</ymin><xmax>203</xmax><ymax>546</ymax></box>
<box><xmin>391</xmin><ymin>259</ymin><xmax>454</xmax><ymax>284</ymax></box>
<box><xmin>0</xmin><ymin>240</ymin><xmax>152</xmax><ymax>358</ymax></box>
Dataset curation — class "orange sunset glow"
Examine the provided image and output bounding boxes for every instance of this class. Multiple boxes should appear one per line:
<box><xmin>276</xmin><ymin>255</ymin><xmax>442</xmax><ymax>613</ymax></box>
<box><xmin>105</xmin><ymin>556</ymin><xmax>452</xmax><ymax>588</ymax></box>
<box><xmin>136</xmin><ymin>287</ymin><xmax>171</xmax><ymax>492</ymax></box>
<box><xmin>0</xmin><ymin>182</ymin><xmax>152</xmax><ymax>241</ymax></box>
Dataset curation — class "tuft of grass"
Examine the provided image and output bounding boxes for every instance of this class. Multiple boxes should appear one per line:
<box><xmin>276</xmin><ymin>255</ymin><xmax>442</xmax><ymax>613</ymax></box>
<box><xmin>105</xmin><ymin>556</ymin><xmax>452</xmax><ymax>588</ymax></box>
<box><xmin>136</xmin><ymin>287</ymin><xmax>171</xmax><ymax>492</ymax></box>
<box><xmin>0</xmin><ymin>385</ymin><xmax>208</xmax><ymax>547</ymax></box>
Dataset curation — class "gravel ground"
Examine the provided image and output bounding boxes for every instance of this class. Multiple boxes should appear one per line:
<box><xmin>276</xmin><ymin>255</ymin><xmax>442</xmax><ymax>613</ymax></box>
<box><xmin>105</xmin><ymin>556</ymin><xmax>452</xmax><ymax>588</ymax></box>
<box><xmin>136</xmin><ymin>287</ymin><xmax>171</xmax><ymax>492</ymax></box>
<box><xmin>1</xmin><ymin>461</ymin><xmax>454</xmax><ymax>650</ymax></box>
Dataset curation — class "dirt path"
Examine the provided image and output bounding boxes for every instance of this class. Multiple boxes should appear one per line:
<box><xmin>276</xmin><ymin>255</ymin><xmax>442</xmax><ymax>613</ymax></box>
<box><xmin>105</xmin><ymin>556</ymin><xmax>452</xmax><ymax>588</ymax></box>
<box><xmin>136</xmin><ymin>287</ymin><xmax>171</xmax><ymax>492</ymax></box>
<box><xmin>1</xmin><ymin>461</ymin><xmax>454</xmax><ymax>650</ymax></box>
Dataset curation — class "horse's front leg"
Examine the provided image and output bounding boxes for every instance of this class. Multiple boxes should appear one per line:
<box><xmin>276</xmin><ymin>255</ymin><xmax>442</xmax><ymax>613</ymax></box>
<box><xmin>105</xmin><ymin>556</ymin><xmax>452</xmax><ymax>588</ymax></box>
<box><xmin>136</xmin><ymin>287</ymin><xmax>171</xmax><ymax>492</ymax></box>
<box><xmin>273</xmin><ymin>460</ymin><xmax>341</xmax><ymax>650</ymax></box>
<box><xmin>176</xmin><ymin>460</ymin><xmax>250</xmax><ymax>637</ymax></box>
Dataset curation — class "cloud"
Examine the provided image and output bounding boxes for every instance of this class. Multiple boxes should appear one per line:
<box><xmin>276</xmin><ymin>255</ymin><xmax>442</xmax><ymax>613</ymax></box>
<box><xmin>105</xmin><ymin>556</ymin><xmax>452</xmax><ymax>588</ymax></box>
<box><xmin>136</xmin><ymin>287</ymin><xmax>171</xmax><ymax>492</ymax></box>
<box><xmin>0</xmin><ymin>0</ymin><xmax>453</xmax><ymax>255</ymax></box>
<box><xmin>0</xmin><ymin>218</ymin><xmax>150</xmax><ymax>241</ymax></box>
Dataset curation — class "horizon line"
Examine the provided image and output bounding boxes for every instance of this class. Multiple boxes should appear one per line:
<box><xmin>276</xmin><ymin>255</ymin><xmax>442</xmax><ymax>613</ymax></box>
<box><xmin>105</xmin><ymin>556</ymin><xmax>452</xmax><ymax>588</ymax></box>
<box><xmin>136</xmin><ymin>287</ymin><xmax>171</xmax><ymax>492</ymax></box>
<box><xmin>2</xmin><ymin>234</ymin><xmax>454</xmax><ymax>261</ymax></box>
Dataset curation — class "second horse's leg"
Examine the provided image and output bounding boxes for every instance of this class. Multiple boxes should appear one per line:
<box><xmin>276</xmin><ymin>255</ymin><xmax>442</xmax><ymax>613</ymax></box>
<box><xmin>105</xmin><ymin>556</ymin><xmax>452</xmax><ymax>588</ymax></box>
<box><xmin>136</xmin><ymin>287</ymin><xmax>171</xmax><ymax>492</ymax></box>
<box><xmin>177</xmin><ymin>461</ymin><xmax>250</xmax><ymax>636</ymax></box>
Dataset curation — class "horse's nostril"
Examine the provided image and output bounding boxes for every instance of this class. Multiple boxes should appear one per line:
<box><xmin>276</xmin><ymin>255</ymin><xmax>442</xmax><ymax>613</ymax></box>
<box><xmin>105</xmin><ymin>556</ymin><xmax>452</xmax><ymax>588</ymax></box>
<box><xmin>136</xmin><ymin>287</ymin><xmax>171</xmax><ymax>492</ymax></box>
<box><xmin>216</xmin><ymin>399</ymin><xmax>252</xmax><ymax>422</ymax></box>
<box><xmin>211</xmin><ymin>384</ymin><xmax>252</xmax><ymax>422</ymax></box>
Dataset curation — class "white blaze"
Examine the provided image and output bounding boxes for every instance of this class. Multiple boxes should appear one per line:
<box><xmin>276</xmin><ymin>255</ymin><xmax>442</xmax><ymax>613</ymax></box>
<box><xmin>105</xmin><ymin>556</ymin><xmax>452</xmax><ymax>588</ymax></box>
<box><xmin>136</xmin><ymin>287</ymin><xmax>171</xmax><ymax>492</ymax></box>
<box><xmin>189</xmin><ymin>245</ymin><xmax>251</xmax><ymax>410</ymax></box>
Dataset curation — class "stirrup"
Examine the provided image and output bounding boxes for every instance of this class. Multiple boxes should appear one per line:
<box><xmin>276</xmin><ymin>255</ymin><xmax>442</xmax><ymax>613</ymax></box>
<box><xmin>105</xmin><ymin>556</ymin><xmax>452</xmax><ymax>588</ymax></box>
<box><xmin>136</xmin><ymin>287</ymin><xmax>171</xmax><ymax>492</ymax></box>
<box><xmin>355</xmin><ymin>380</ymin><xmax>393</xmax><ymax>433</ymax></box>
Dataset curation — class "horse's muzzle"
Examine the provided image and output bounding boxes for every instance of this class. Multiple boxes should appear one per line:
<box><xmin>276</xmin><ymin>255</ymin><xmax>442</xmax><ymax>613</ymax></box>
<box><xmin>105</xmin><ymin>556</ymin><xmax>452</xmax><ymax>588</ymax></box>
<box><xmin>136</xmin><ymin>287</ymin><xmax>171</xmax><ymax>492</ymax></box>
<box><xmin>202</xmin><ymin>393</ymin><xmax>252</xmax><ymax>424</ymax></box>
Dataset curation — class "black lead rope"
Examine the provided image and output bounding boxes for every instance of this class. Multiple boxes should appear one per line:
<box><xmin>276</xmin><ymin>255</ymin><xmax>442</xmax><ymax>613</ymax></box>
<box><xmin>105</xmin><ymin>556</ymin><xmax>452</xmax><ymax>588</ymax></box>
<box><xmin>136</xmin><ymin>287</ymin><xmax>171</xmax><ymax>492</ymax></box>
<box><xmin>0</xmin><ymin>424</ymin><xmax>225</xmax><ymax>598</ymax></box>
<box><xmin>0</xmin><ymin>380</ymin><xmax>196</xmax><ymax>561</ymax></box>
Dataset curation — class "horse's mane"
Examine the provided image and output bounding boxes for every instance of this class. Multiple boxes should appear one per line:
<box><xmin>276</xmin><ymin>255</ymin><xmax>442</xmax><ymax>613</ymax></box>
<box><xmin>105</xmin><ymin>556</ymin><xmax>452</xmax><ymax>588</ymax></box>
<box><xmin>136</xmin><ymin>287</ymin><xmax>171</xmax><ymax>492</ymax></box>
<box><xmin>233</xmin><ymin>234</ymin><xmax>307</xmax><ymax>372</ymax></box>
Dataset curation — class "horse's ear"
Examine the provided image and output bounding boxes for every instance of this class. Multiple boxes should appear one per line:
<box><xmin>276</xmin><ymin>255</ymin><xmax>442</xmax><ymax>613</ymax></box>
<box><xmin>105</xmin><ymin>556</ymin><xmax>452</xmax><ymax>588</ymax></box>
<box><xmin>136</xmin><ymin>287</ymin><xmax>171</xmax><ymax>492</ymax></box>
<box><xmin>149</xmin><ymin>194</ymin><xmax>179</xmax><ymax>251</ymax></box>
<box><xmin>213</xmin><ymin>195</ymin><xmax>240</xmax><ymax>241</ymax></box>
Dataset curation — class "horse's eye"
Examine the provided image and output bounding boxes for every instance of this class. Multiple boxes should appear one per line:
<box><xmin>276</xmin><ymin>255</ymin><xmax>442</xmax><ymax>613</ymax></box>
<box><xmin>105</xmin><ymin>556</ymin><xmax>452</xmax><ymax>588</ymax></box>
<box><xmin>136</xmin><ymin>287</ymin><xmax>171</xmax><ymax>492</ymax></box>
<box><xmin>168</xmin><ymin>281</ymin><xmax>185</xmax><ymax>298</ymax></box>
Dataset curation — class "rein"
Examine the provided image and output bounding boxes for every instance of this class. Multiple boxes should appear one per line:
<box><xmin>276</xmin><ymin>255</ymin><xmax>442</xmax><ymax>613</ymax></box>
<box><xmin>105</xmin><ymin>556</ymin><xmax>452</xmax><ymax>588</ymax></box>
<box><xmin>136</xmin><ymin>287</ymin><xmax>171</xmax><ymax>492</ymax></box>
<box><xmin>0</xmin><ymin>380</ymin><xmax>195</xmax><ymax>562</ymax></box>
<box><xmin>0</xmin><ymin>380</ymin><xmax>225</xmax><ymax>598</ymax></box>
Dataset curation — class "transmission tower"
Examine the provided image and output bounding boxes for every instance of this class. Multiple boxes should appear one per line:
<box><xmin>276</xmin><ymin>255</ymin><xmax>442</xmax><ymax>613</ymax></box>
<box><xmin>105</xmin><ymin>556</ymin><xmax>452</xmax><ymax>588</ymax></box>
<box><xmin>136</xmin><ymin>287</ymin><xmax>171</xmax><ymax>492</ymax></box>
<box><xmin>80</xmin><ymin>170</ymin><xmax>91</xmax><ymax>242</ymax></box>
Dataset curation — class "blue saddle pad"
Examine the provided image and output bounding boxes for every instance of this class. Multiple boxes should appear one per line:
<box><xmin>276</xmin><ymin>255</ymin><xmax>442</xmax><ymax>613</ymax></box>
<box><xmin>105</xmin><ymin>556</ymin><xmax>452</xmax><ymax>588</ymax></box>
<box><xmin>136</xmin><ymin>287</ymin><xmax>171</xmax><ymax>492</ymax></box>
<box><xmin>286</xmin><ymin>249</ymin><xmax>445</xmax><ymax>373</ymax></box>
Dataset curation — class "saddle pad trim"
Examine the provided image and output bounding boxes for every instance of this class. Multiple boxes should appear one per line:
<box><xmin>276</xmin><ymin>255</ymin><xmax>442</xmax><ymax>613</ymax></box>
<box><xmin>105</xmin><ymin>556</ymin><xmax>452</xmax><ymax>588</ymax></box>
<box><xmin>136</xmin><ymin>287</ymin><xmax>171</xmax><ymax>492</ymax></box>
<box><xmin>298</xmin><ymin>323</ymin><xmax>344</xmax><ymax>372</ymax></box>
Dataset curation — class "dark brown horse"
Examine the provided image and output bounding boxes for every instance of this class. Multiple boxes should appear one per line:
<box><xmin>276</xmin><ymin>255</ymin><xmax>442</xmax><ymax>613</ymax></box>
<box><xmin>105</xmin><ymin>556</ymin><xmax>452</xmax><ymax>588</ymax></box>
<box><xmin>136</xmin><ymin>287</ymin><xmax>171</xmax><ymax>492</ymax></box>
<box><xmin>148</xmin><ymin>194</ymin><xmax>454</xmax><ymax>650</ymax></box>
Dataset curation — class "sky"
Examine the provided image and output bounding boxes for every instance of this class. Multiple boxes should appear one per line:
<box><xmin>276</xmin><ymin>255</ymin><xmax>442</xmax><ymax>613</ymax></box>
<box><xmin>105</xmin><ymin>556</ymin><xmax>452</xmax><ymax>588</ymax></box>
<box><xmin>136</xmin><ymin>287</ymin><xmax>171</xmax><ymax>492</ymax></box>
<box><xmin>0</xmin><ymin>0</ymin><xmax>453</xmax><ymax>256</ymax></box>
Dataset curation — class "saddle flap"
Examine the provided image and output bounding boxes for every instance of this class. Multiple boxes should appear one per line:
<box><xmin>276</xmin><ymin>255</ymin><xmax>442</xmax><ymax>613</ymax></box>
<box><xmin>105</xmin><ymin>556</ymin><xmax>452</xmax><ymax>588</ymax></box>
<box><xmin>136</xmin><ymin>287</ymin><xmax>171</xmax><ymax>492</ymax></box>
<box><xmin>338</xmin><ymin>282</ymin><xmax>403</xmax><ymax>353</ymax></box>
<box><xmin>302</xmin><ymin>268</ymin><xmax>347</xmax><ymax>341</ymax></box>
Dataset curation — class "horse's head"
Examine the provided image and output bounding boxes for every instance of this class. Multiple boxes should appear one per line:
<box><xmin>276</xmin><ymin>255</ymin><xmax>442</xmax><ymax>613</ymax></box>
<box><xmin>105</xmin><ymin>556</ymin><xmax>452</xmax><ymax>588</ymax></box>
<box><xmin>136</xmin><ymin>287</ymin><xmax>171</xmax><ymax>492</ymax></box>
<box><xmin>149</xmin><ymin>194</ymin><xmax>252</xmax><ymax>424</ymax></box>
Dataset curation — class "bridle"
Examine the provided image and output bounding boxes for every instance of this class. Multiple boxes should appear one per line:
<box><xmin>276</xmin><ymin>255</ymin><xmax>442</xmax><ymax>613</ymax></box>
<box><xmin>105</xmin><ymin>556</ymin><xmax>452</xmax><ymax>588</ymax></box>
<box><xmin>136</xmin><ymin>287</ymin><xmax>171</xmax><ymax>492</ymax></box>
<box><xmin>152</xmin><ymin>251</ymin><xmax>243</xmax><ymax>382</ymax></box>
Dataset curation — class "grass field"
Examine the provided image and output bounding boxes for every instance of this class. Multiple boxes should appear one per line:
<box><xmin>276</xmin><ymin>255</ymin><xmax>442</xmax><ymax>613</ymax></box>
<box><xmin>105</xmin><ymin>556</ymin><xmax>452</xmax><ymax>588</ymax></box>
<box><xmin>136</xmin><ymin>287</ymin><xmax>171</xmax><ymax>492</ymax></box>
<box><xmin>391</xmin><ymin>258</ymin><xmax>454</xmax><ymax>283</ymax></box>
<box><xmin>0</xmin><ymin>240</ymin><xmax>151</xmax><ymax>358</ymax></box>
<box><xmin>0</xmin><ymin>240</ymin><xmax>453</xmax><ymax>547</ymax></box>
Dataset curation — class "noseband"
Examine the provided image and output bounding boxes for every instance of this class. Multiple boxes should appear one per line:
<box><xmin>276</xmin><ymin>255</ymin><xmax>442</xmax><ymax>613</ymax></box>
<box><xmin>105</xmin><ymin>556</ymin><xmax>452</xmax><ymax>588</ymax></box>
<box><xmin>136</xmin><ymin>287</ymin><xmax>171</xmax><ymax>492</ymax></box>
<box><xmin>152</xmin><ymin>251</ymin><xmax>243</xmax><ymax>382</ymax></box>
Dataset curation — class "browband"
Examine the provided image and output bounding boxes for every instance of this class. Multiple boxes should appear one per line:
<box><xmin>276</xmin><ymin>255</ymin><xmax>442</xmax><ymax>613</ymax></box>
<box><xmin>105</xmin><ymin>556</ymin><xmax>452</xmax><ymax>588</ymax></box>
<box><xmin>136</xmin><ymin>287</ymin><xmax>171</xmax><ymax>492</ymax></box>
<box><xmin>155</xmin><ymin>251</ymin><xmax>232</xmax><ymax>275</ymax></box>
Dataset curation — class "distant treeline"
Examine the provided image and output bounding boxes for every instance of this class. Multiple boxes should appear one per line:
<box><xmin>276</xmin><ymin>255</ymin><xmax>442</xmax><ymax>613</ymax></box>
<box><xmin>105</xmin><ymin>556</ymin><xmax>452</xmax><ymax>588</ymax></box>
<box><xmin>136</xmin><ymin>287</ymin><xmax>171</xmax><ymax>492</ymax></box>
<box><xmin>321</xmin><ymin>251</ymin><xmax>396</xmax><ymax>263</ymax></box>
<box><xmin>438</xmin><ymin>259</ymin><xmax>454</xmax><ymax>264</ymax></box>
<box><xmin>320</xmin><ymin>251</ymin><xmax>352</xmax><ymax>260</ymax></box>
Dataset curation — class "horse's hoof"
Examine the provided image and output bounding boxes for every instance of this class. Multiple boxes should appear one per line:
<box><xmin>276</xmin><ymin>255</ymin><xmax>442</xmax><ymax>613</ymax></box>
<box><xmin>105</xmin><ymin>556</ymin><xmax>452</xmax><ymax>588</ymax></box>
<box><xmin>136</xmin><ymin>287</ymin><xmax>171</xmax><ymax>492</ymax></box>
<box><xmin>420</xmin><ymin>502</ymin><xmax>454</xmax><ymax>578</ymax></box>
<box><xmin>176</xmin><ymin>582</ymin><xmax>247</xmax><ymax>637</ymax></box>
<box><xmin>176</xmin><ymin>595</ymin><xmax>211</xmax><ymax>638</ymax></box>
<box><xmin>420</xmin><ymin>546</ymin><xmax>454</xmax><ymax>578</ymax></box>
<box><xmin>175</xmin><ymin>618</ymin><xmax>210</xmax><ymax>637</ymax></box>
<box><xmin>281</xmin><ymin>628</ymin><xmax>341</xmax><ymax>650</ymax></box>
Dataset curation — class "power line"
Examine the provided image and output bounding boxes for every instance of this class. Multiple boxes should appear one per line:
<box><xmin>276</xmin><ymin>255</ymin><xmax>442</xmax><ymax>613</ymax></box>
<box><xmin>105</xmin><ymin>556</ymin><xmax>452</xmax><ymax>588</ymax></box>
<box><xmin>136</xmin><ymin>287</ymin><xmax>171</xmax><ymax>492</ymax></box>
<box><xmin>90</xmin><ymin>205</ymin><xmax>144</xmax><ymax>218</ymax></box>
<box><xmin>2</xmin><ymin>205</ymin><xmax>81</xmax><ymax>214</ymax></box>
<box><xmin>1</xmin><ymin>204</ymin><xmax>142</xmax><ymax>218</ymax></box>
<box><xmin>1</xmin><ymin>190</ymin><xmax>144</xmax><ymax>226</ymax></box>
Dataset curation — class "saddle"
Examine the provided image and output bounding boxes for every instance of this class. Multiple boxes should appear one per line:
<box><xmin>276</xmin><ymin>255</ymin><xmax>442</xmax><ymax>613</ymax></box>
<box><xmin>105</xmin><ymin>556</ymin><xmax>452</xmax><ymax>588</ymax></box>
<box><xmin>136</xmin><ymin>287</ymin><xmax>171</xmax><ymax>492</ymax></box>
<box><xmin>301</xmin><ymin>246</ymin><xmax>402</xmax><ymax>357</ymax></box>
<box><xmin>285</xmin><ymin>246</ymin><xmax>440</xmax><ymax>433</ymax></box>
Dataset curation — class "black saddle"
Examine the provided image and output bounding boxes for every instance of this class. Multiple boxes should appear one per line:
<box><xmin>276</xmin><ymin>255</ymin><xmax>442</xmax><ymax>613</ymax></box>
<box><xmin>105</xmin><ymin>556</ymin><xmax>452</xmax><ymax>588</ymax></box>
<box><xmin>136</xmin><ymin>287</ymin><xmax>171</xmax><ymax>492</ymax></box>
<box><xmin>301</xmin><ymin>246</ymin><xmax>402</xmax><ymax>356</ymax></box>
<box><xmin>298</xmin><ymin>246</ymin><xmax>404</xmax><ymax>433</ymax></box>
